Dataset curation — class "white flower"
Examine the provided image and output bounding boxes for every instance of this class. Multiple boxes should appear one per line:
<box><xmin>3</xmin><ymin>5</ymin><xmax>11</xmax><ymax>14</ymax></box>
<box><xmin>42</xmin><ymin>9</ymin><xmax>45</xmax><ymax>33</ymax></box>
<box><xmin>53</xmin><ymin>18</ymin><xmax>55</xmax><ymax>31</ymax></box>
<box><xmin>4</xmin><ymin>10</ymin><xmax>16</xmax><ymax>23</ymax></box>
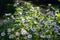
<box><xmin>28</xmin><ymin>34</ymin><xmax>32</xmax><ymax>38</ymax></box>
<box><xmin>21</xmin><ymin>7</ymin><xmax>23</xmax><ymax>9</ymax></box>
<box><xmin>30</xmin><ymin>27</ymin><xmax>36</xmax><ymax>32</ymax></box>
<box><xmin>11</xmin><ymin>15</ymin><xmax>15</xmax><ymax>19</ymax></box>
<box><xmin>9</xmin><ymin>34</ymin><xmax>14</xmax><ymax>39</ymax></box>
<box><xmin>21</xmin><ymin>18</ymin><xmax>25</xmax><ymax>23</ymax></box>
<box><xmin>13</xmin><ymin>3</ymin><xmax>18</xmax><ymax>7</ymax></box>
<box><xmin>16</xmin><ymin>3</ymin><xmax>19</xmax><ymax>5</ymax></box>
<box><xmin>40</xmin><ymin>35</ymin><xmax>46</xmax><ymax>38</ymax></box>
<box><xmin>51</xmin><ymin>22</ymin><xmax>56</xmax><ymax>26</ymax></box>
<box><xmin>53</xmin><ymin>28</ymin><xmax>58</xmax><ymax>33</ymax></box>
<box><xmin>1</xmin><ymin>32</ymin><xmax>6</xmax><ymax>36</ymax></box>
<box><xmin>46</xmin><ymin>9</ymin><xmax>50</xmax><ymax>12</ymax></box>
<box><xmin>18</xmin><ymin>12</ymin><xmax>22</xmax><ymax>15</ymax></box>
<box><xmin>48</xmin><ymin>4</ymin><xmax>51</xmax><ymax>6</ymax></box>
<box><xmin>46</xmin><ymin>30</ymin><xmax>49</xmax><ymax>32</ymax></box>
<box><xmin>34</xmin><ymin>21</ymin><xmax>38</xmax><ymax>24</ymax></box>
<box><xmin>12</xmin><ymin>28</ymin><xmax>15</xmax><ymax>31</ymax></box>
<box><xmin>21</xmin><ymin>28</ymin><xmax>28</xmax><ymax>35</ymax></box>
<box><xmin>36</xmin><ymin>7</ymin><xmax>40</xmax><ymax>9</ymax></box>
<box><xmin>48</xmin><ymin>11</ymin><xmax>54</xmax><ymax>15</ymax></box>
<box><xmin>7</xmin><ymin>28</ymin><xmax>12</xmax><ymax>33</ymax></box>
<box><xmin>5</xmin><ymin>13</ymin><xmax>11</xmax><ymax>16</ymax></box>
<box><xmin>57</xmin><ymin>26</ymin><xmax>60</xmax><ymax>29</ymax></box>
<box><xmin>15</xmin><ymin>32</ymin><xmax>20</xmax><ymax>36</ymax></box>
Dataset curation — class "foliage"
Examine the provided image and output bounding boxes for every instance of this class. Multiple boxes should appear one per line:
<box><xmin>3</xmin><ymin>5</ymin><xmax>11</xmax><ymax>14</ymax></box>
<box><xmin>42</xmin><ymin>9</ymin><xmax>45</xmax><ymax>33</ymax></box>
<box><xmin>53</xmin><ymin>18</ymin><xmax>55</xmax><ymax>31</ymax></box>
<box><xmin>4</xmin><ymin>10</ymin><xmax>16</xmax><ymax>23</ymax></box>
<box><xmin>0</xmin><ymin>2</ymin><xmax>60</xmax><ymax>40</ymax></box>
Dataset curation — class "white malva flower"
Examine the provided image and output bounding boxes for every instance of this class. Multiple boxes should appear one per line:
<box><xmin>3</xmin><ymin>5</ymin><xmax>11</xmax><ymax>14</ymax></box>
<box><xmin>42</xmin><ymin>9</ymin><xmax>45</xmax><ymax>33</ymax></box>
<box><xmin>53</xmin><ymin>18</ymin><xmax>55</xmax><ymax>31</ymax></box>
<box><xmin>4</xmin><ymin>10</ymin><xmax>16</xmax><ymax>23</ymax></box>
<box><xmin>48</xmin><ymin>11</ymin><xmax>54</xmax><ymax>15</ymax></box>
<box><xmin>13</xmin><ymin>3</ymin><xmax>17</xmax><ymax>7</ymax></box>
<box><xmin>7</xmin><ymin>28</ymin><xmax>12</xmax><ymax>33</ymax></box>
<box><xmin>51</xmin><ymin>22</ymin><xmax>56</xmax><ymax>26</ymax></box>
<box><xmin>34</xmin><ymin>21</ymin><xmax>38</xmax><ymax>24</ymax></box>
<box><xmin>40</xmin><ymin>35</ymin><xmax>46</xmax><ymax>38</ymax></box>
<box><xmin>13</xmin><ymin>3</ymin><xmax>19</xmax><ymax>7</ymax></box>
<box><xmin>12</xmin><ymin>28</ymin><xmax>15</xmax><ymax>31</ymax></box>
<box><xmin>5</xmin><ymin>13</ymin><xmax>11</xmax><ymax>16</ymax></box>
<box><xmin>46</xmin><ymin>30</ymin><xmax>49</xmax><ymax>32</ymax></box>
<box><xmin>46</xmin><ymin>9</ymin><xmax>50</xmax><ymax>12</ymax></box>
<box><xmin>48</xmin><ymin>4</ymin><xmax>51</xmax><ymax>6</ymax></box>
<box><xmin>18</xmin><ymin>12</ymin><xmax>22</xmax><ymax>15</ymax></box>
<box><xmin>9</xmin><ymin>34</ymin><xmax>14</xmax><ymax>39</ymax></box>
<box><xmin>1</xmin><ymin>32</ymin><xmax>6</xmax><ymax>36</ymax></box>
<box><xmin>21</xmin><ymin>18</ymin><xmax>25</xmax><ymax>23</ymax></box>
<box><xmin>21</xmin><ymin>7</ymin><xmax>23</xmax><ymax>9</ymax></box>
<box><xmin>57</xmin><ymin>26</ymin><xmax>60</xmax><ymax>29</ymax></box>
<box><xmin>11</xmin><ymin>15</ymin><xmax>15</xmax><ymax>19</ymax></box>
<box><xmin>36</xmin><ymin>7</ymin><xmax>40</xmax><ymax>9</ymax></box>
<box><xmin>30</xmin><ymin>27</ymin><xmax>36</xmax><ymax>32</ymax></box>
<box><xmin>21</xmin><ymin>28</ymin><xmax>28</xmax><ymax>35</ymax></box>
<box><xmin>15</xmin><ymin>32</ymin><xmax>20</xmax><ymax>36</ymax></box>
<box><xmin>28</xmin><ymin>34</ymin><xmax>32</xmax><ymax>38</ymax></box>
<box><xmin>53</xmin><ymin>28</ymin><xmax>58</xmax><ymax>33</ymax></box>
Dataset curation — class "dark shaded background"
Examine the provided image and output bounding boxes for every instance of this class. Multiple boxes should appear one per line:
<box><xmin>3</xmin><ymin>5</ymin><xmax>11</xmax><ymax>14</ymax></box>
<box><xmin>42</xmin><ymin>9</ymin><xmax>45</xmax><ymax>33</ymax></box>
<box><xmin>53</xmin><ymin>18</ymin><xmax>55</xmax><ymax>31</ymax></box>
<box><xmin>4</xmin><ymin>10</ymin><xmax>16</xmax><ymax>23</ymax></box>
<box><xmin>0</xmin><ymin>0</ymin><xmax>15</xmax><ymax>16</ymax></box>
<box><xmin>24</xmin><ymin>0</ymin><xmax>60</xmax><ymax>5</ymax></box>
<box><xmin>0</xmin><ymin>0</ymin><xmax>60</xmax><ymax>17</ymax></box>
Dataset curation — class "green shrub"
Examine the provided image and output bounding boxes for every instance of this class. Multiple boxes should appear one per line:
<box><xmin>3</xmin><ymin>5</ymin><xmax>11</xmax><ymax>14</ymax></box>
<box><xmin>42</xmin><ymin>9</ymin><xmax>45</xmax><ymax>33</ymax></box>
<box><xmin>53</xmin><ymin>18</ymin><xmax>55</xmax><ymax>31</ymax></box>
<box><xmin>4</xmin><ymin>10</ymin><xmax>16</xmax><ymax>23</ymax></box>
<box><xmin>0</xmin><ymin>2</ymin><xmax>60</xmax><ymax>40</ymax></box>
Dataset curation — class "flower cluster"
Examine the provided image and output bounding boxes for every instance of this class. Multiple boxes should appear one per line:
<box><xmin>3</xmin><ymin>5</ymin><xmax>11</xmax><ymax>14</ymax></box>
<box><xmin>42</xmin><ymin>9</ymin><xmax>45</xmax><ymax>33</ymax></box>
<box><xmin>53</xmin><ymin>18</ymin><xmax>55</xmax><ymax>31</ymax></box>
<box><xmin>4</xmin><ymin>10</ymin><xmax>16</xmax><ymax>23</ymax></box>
<box><xmin>0</xmin><ymin>2</ymin><xmax>60</xmax><ymax>40</ymax></box>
